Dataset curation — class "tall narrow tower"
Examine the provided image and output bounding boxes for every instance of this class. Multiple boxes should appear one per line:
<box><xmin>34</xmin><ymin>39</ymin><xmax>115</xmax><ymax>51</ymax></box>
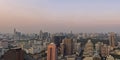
<box><xmin>14</xmin><ymin>28</ymin><xmax>16</xmax><ymax>34</ymax></box>
<box><xmin>109</xmin><ymin>32</ymin><xmax>115</xmax><ymax>48</ymax></box>
<box><xmin>47</xmin><ymin>43</ymin><xmax>57</xmax><ymax>60</ymax></box>
<box><xmin>14</xmin><ymin>28</ymin><xmax>16</xmax><ymax>40</ymax></box>
<box><xmin>39</xmin><ymin>30</ymin><xmax>43</xmax><ymax>40</ymax></box>
<box><xmin>62</xmin><ymin>38</ymin><xmax>73</xmax><ymax>55</ymax></box>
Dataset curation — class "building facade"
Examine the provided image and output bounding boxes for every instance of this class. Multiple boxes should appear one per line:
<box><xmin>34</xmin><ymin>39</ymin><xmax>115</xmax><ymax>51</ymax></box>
<box><xmin>47</xmin><ymin>43</ymin><xmax>57</xmax><ymax>60</ymax></box>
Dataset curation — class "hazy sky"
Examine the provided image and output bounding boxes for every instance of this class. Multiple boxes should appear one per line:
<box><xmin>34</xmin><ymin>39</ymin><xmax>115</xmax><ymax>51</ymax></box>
<box><xmin>0</xmin><ymin>0</ymin><xmax>120</xmax><ymax>33</ymax></box>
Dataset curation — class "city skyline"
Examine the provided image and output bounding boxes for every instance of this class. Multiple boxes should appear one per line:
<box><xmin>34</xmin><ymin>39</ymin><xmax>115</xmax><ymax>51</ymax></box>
<box><xmin>0</xmin><ymin>0</ymin><xmax>120</xmax><ymax>33</ymax></box>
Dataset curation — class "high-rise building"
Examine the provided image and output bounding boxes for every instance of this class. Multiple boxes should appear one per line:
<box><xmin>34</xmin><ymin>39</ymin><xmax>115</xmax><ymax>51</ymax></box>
<box><xmin>60</xmin><ymin>43</ymin><xmax>65</xmax><ymax>56</ymax></box>
<box><xmin>13</xmin><ymin>28</ymin><xmax>21</xmax><ymax>40</ymax></box>
<box><xmin>39</xmin><ymin>30</ymin><xmax>43</xmax><ymax>40</ymax></box>
<box><xmin>83</xmin><ymin>57</ymin><xmax>93</xmax><ymax>60</ymax></box>
<box><xmin>74</xmin><ymin>43</ymin><xmax>82</xmax><ymax>56</ymax></box>
<box><xmin>14</xmin><ymin>28</ymin><xmax>17</xmax><ymax>40</ymax></box>
<box><xmin>93</xmin><ymin>51</ymin><xmax>101</xmax><ymax>60</ymax></box>
<box><xmin>106</xmin><ymin>55</ymin><xmax>114</xmax><ymax>60</ymax></box>
<box><xmin>83</xmin><ymin>40</ymin><xmax>94</xmax><ymax>57</ymax></box>
<box><xmin>47</xmin><ymin>43</ymin><xmax>57</xmax><ymax>60</ymax></box>
<box><xmin>109</xmin><ymin>32</ymin><xmax>116</xmax><ymax>48</ymax></box>
<box><xmin>14</xmin><ymin>28</ymin><xmax>16</xmax><ymax>34</ymax></box>
<box><xmin>74</xmin><ymin>43</ymin><xmax>81</xmax><ymax>52</ymax></box>
<box><xmin>62</xmin><ymin>38</ymin><xmax>73</xmax><ymax>55</ymax></box>
<box><xmin>95</xmin><ymin>42</ymin><xmax>101</xmax><ymax>53</ymax></box>
<box><xmin>53</xmin><ymin>36</ymin><xmax>65</xmax><ymax>47</ymax></box>
<box><xmin>3</xmin><ymin>48</ymin><xmax>24</xmax><ymax>60</ymax></box>
<box><xmin>101</xmin><ymin>44</ymin><xmax>109</xmax><ymax>57</ymax></box>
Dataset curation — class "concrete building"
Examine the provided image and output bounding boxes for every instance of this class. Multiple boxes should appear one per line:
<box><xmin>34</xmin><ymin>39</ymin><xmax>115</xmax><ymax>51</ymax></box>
<box><xmin>66</xmin><ymin>57</ymin><xmax>76</xmax><ymax>60</ymax></box>
<box><xmin>83</xmin><ymin>40</ymin><xmax>94</xmax><ymax>57</ymax></box>
<box><xmin>3</xmin><ymin>48</ymin><xmax>24</xmax><ymax>60</ymax></box>
<box><xmin>101</xmin><ymin>44</ymin><xmax>109</xmax><ymax>57</ymax></box>
<box><xmin>109</xmin><ymin>32</ymin><xmax>116</xmax><ymax>48</ymax></box>
<box><xmin>93</xmin><ymin>51</ymin><xmax>101</xmax><ymax>60</ymax></box>
<box><xmin>60</xmin><ymin>43</ymin><xmax>65</xmax><ymax>56</ymax></box>
<box><xmin>0</xmin><ymin>48</ymin><xmax>4</xmax><ymax>58</ymax></box>
<box><xmin>95</xmin><ymin>42</ymin><xmax>101</xmax><ymax>53</ymax></box>
<box><xmin>83</xmin><ymin>57</ymin><xmax>93</xmax><ymax>60</ymax></box>
<box><xmin>39</xmin><ymin>30</ymin><xmax>43</xmax><ymax>40</ymax></box>
<box><xmin>53</xmin><ymin>36</ymin><xmax>65</xmax><ymax>47</ymax></box>
<box><xmin>47</xmin><ymin>43</ymin><xmax>57</xmax><ymax>60</ymax></box>
<box><xmin>106</xmin><ymin>55</ymin><xmax>114</xmax><ymax>60</ymax></box>
<box><xmin>62</xmin><ymin>38</ymin><xmax>73</xmax><ymax>55</ymax></box>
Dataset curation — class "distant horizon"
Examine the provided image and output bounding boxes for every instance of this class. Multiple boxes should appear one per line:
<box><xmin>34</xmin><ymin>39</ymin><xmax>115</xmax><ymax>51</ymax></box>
<box><xmin>1</xmin><ymin>28</ymin><xmax>120</xmax><ymax>34</ymax></box>
<box><xmin>0</xmin><ymin>0</ymin><xmax>120</xmax><ymax>33</ymax></box>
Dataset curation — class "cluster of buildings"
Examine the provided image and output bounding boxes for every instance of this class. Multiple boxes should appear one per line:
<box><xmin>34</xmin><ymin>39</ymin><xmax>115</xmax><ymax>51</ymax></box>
<box><xmin>0</xmin><ymin>29</ymin><xmax>120</xmax><ymax>60</ymax></box>
<box><xmin>47</xmin><ymin>32</ymin><xmax>120</xmax><ymax>60</ymax></box>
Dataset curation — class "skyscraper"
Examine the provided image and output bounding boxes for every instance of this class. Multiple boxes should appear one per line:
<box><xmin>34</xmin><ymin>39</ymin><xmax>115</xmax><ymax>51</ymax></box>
<box><xmin>14</xmin><ymin>28</ymin><xmax>16</xmax><ymax>34</ymax></box>
<box><xmin>60</xmin><ymin>43</ymin><xmax>65</xmax><ymax>56</ymax></box>
<box><xmin>95</xmin><ymin>42</ymin><xmax>101</xmax><ymax>53</ymax></box>
<box><xmin>83</xmin><ymin>40</ymin><xmax>94</xmax><ymax>57</ymax></box>
<box><xmin>53</xmin><ymin>36</ymin><xmax>65</xmax><ymax>47</ymax></box>
<box><xmin>101</xmin><ymin>44</ymin><xmax>109</xmax><ymax>57</ymax></box>
<box><xmin>93</xmin><ymin>51</ymin><xmax>101</xmax><ymax>60</ymax></box>
<box><xmin>3</xmin><ymin>48</ymin><xmax>24</xmax><ymax>60</ymax></box>
<box><xmin>62</xmin><ymin>38</ymin><xmax>73</xmax><ymax>55</ymax></box>
<box><xmin>14</xmin><ymin>28</ymin><xmax>16</xmax><ymax>40</ymax></box>
<box><xmin>13</xmin><ymin>28</ymin><xmax>21</xmax><ymax>40</ymax></box>
<box><xmin>109</xmin><ymin>32</ymin><xmax>115</xmax><ymax>48</ymax></box>
<box><xmin>39</xmin><ymin>30</ymin><xmax>43</xmax><ymax>40</ymax></box>
<box><xmin>47</xmin><ymin>43</ymin><xmax>57</xmax><ymax>60</ymax></box>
